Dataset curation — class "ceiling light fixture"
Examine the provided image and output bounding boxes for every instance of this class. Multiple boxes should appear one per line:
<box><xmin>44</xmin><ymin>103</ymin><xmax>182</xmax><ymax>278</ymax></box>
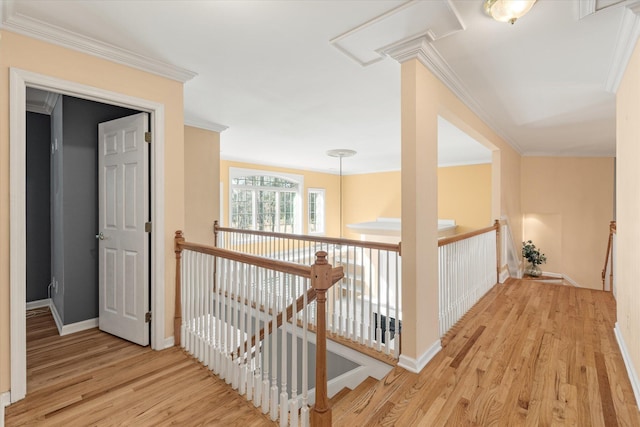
<box><xmin>484</xmin><ymin>0</ymin><xmax>537</xmax><ymax>25</ymax></box>
<box><xmin>327</xmin><ymin>149</ymin><xmax>356</xmax><ymax>238</ymax></box>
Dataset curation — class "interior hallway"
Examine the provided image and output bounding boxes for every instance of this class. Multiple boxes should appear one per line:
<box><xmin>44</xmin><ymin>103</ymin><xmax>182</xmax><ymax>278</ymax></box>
<box><xmin>332</xmin><ymin>279</ymin><xmax>640</xmax><ymax>426</ymax></box>
<box><xmin>4</xmin><ymin>308</ymin><xmax>275</xmax><ymax>426</ymax></box>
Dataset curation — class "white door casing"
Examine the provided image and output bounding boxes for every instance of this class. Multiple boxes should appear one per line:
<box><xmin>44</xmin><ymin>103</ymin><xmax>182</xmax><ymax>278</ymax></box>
<box><xmin>98</xmin><ymin>113</ymin><xmax>149</xmax><ymax>346</ymax></box>
<box><xmin>10</xmin><ymin>67</ymin><xmax>166</xmax><ymax>404</ymax></box>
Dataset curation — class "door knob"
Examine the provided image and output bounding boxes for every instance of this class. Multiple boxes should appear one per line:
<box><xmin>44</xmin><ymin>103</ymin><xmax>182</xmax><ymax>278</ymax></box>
<box><xmin>96</xmin><ymin>232</ymin><xmax>105</xmax><ymax>240</ymax></box>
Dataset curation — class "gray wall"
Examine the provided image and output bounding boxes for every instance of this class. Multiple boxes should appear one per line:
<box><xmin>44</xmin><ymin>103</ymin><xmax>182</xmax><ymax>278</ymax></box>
<box><xmin>51</xmin><ymin>98</ymin><xmax>64</xmax><ymax>320</ymax></box>
<box><xmin>49</xmin><ymin>96</ymin><xmax>137</xmax><ymax>325</ymax></box>
<box><xmin>26</xmin><ymin>112</ymin><xmax>52</xmax><ymax>302</ymax></box>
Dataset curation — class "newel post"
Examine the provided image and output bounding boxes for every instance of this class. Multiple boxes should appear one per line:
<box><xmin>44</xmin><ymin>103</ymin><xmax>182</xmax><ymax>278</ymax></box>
<box><xmin>311</xmin><ymin>251</ymin><xmax>334</xmax><ymax>427</ymax></box>
<box><xmin>494</xmin><ymin>219</ymin><xmax>501</xmax><ymax>283</ymax></box>
<box><xmin>213</xmin><ymin>219</ymin><xmax>219</xmax><ymax>247</ymax></box>
<box><xmin>174</xmin><ymin>230</ymin><xmax>185</xmax><ymax>347</ymax></box>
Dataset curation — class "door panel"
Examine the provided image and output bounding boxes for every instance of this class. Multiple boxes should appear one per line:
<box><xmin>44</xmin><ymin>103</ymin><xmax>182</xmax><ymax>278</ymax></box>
<box><xmin>98</xmin><ymin>112</ymin><xmax>149</xmax><ymax>346</ymax></box>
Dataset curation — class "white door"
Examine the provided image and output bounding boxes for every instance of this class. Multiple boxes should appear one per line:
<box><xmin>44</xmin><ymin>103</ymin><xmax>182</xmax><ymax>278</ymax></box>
<box><xmin>98</xmin><ymin>113</ymin><xmax>149</xmax><ymax>346</ymax></box>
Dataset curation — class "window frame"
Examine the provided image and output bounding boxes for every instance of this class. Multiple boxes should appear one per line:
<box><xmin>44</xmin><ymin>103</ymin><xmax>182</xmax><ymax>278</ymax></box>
<box><xmin>307</xmin><ymin>188</ymin><xmax>326</xmax><ymax>236</ymax></box>
<box><xmin>228</xmin><ymin>167</ymin><xmax>304</xmax><ymax>234</ymax></box>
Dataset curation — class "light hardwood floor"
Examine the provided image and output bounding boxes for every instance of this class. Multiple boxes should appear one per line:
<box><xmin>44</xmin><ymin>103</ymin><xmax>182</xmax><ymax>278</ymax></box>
<box><xmin>4</xmin><ymin>308</ymin><xmax>276</xmax><ymax>426</ymax></box>
<box><xmin>332</xmin><ymin>279</ymin><xmax>640</xmax><ymax>426</ymax></box>
<box><xmin>7</xmin><ymin>279</ymin><xmax>640</xmax><ymax>426</ymax></box>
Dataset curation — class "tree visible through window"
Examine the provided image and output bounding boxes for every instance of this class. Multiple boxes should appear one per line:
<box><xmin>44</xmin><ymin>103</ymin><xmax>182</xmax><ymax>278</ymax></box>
<box><xmin>230</xmin><ymin>168</ymin><xmax>302</xmax><ymax>233</ymax></box>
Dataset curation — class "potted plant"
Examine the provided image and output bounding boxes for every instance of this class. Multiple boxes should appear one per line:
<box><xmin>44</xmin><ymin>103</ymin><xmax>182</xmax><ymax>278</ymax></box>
<box><xmin>522</xmin><ymin>240</ymin><xmax>546</xmax><ymax>277</ymax></box>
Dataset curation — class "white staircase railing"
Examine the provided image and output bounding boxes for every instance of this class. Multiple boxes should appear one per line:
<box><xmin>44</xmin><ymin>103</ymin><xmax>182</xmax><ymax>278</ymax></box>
<box><xmin>438</xmin><ymin>223</ymin><xmax>498</xmax><ymax>337</ymax></box>
<box><xmin>174</xmin><ymin>231</ymin><xmax>343</xmax><ymax>426</ymax></box>
<box><xmin>214</xmin><ymin>222</ymin><xmax>402</xmax><ymax>360</ymax></box>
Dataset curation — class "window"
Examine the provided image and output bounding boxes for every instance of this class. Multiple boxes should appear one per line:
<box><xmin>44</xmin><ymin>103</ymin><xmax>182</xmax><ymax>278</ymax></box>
<box><xmin>308</xmin><ymin>189</ymin><xmax>325</xmax><ymax>235</ymax></box>
<box><xmin>229</xmin><ymin>168</ymin><xmax>303</xmax><ymax>233</ymax></box>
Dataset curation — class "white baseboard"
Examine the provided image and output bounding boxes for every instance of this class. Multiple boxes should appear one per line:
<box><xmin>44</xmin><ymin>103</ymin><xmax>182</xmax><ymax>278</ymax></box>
<box><xmin>307</xmin><ymin>365</ymin><xmax>372</xmax><ymax>405</ymax></box>
<box><xmin>164</xmin><ymin>336</ymin><xmax>175</xmax><ymax>349</ymax></box>
<box><xmin>540</xmin><ymin>271</ymin><xmax>580</xmax><ymax>286</ymax></box>
<box><xmin>60</xmin><ymin>318</ymin><xmax>98</xmax><ymax>336</ymax></box>
<box><xmin>0</xmin><ymin>391</ymin><xmax>9</xmax><ymax>407</ymax></box>
<box><xmin>50</xmin><ymin>302</ymin><xmax>98</xmax><ymax>336</ymax></box>
<box><xmin>50</xmin><ymin>301</ymin><xmax>64</xmax><ymax>334</ymax></box>
<box><xmin>1</xmin><ymin>391</ymin><xmax>10</xmax><ymax>427</ymax></box>
<box><xmin>26</xmin><ymin>298</ymin><xmax>51</xmax><ymax>310</ymax></box>
<box><xmin>614</xmin><ymin>323</ymin><xmax>640</xmax><ymax>408</ymax></box>
<box><xmin>398</xmin><ymin>339</ymin><xmax>442</xmax><ymax>373</ymax></box>
<box><xmin>499</xmin><ymin>268</ymin><xmax>509</xmax><ymax>284</ymax></box>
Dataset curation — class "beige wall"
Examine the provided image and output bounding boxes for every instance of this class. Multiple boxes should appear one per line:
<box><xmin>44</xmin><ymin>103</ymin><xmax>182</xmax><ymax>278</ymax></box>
<box><xmin>616</xmin><ymin>38</ymin><xmax>640</xmax><ymax>397</ymax></box>
<box><xmin>184</xmin><ymin>126</ymin><xmax>220</xmax><ymax>246</ymax></box>
<box><xmin>521</xmin><ymin>157</ymin><xmax>614</xmax><ymax>289</ymax></box>
<box><xmin>342</xmin><ymin>171</ymin><xmax>401</xmax><ymax>240</ymax></box>
<box><xmin>438</xmin><ymin>164</ymin><xmax>492</xmax><ymax>234</ymax></box>
<box><xmin>0</xmin><ymin>31</ymin><xmax>185</xmax><ymax>393</ymax></box>
<box><xmin>219</xmin><ymin>160</ymin><xmax>340</xmax><ymax>236</ymax></box>
<box><xmin>400</xmin><ymin>58</ymin><xmax>522</xmax><ymax>363</ymax></box>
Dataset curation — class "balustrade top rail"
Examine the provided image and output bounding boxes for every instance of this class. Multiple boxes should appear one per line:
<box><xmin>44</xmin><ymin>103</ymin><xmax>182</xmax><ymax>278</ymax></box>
<box><xmin>214</xmin><ymin>220</ymin><xmax>401</xmax><ymax>253</ymax></box>
<box><xmin>178</xmin><ymin>239</ymin><xmax>313</xmax><ymax>278</ymax></box>
<box><xmin>438</xmin><ymin>221</ymin><xmax>499</xmax><ymax>247</ymax></box>
<box><xmin>174</xmin><ymin>230</ymin><xmax>344</xmax><ymax>425</ymax></box>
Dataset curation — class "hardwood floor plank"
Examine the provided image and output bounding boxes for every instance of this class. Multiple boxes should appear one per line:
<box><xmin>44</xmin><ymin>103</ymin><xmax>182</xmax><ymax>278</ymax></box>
<box><xmin>333</xmin><ymin>281</ymin><xmax>640</xmax><ymax>427</ymax></box>
<box><xmin>5</xmin><ymin>309</ymin><xmax>275</xmax><ymax>426</ymax></box>
<box><xmin>8</xmin><ymin>282</ymin><xmax>640</xmax><ymax>426</ymax></box>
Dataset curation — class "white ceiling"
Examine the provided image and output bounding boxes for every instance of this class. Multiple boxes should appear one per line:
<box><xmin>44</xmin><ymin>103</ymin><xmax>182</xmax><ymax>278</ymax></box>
<box><xmin>4</xmin><ymin>0</ymin><xmax>635</xmax><ymax>174</ymax></box>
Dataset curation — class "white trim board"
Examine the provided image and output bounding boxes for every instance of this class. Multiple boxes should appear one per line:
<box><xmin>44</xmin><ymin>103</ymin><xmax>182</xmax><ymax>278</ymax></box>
<box><xmin>0</xmin><ymin>0</ymin><xmax>196</xmax><ymax>83</ymax></box>
<box><xmin>1</xmin><ymin>391</ymin><xmax>11</xmax><ymax>427</ymax></box>
<box><xmin>614</xmin><ymin>323</ymin><xmax>640</xmax><ymax>408</ymax></box>
<box><xmin>398</xmin><ymin>339</ymin><xmax>442</xmax><ymax>373</ymax></box>
<box><xmin>25</xmin><ymin>299</ymin><xmax>51</xmax><ymax>310</ymax></box>
<box><xmin>50</xmin><ymin>302</ymin><xmax>99</xmax><ymax>336</ymax></box>
<box><xmin>9</xmin><ymin>68</ymin><xmax>166</xmax><ymax>403</ymax></box>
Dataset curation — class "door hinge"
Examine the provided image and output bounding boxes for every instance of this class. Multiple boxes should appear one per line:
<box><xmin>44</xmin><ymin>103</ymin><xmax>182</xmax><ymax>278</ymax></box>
<box><xmin>144</xmin><ymin>132</ymin><xmax>151</xmax><ymax>143</ymax></box>
<box><xmin>145</xmin><ymin>312</ymin><xmax>152</xmax><ymax>323</ymax></box>
<box><xmin>145</xmin><ymin>222</ymin><xmax>152</xmax><ymax>233</ymax></box>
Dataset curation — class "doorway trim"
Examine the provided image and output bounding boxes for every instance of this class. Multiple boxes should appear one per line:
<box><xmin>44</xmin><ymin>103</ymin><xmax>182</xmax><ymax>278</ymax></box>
<box><xmin>9</xmin><ymin>67</ymin><xmax>166</xmax><ymax>402</ymax></box>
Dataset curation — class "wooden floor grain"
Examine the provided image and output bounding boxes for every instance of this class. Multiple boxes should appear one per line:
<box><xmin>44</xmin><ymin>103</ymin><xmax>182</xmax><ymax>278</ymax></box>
<box><xmin>4</xmin><ymin>308</ymin><xmax>275</xmax><ymax>426</ymax></box>
<box><xmin>6</xmin><ymin>279</ymin><xmax>640</xmax><ymax>426</ymax></box>
<box><xmin>332</xmin><ymin>279</ymin><xmax>640</xmax><ymax>426</ymax></box>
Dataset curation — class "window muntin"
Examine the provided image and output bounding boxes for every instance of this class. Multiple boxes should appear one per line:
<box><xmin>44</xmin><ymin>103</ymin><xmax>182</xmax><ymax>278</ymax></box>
<box><xmin>229</xmin><ymin>168</ymin><xmax>303</xmax><ymax>234</ymax></box>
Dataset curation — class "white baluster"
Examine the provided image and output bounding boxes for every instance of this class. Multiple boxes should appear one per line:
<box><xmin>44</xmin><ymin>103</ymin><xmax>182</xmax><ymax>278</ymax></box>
<box><xmin>180</xmin><ymin>250</ymin><xmax>187</xmax><ymax>349</ymax></box>
<box><xmin>290</xmin><ymin>276</ymin><xmax>299</xmax><ymax>426</ymax></box>
<box><xmin>262</xmin><ymin>267</ymin><xmax>271</xmax><ymax>415</ymax></box>
<box><xmin>376</xmin><ymin>249</ymin><xmax>382</xmax><ymax>352</ymax></box>
<box><xmin>188</xmin><ymin>251</ymin><xmax>195</xmax><ymax>353</ymax></box>
<box><xmin>301</xmin><ymin>281</ymin><xmax>309</xmax><ymax>427</ymax></box>
<box><xmin>270</xmin><ymin>270</ymin><xmax>278</xmax><ymax>421</ymax></box>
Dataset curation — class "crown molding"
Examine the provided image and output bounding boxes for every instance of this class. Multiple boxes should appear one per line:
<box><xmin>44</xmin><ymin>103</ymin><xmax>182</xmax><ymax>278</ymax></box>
<box><xmin>0</xmin><ymin>1</ymin><xmax>197</xmax><ymax>83</ymax></box>
<box><xmin>26</xmin><ymin>90</ymin><xmax>59</xmax><ymax>115</ymax></box>
<box><xmin>605</xmin><ymin>1</ymin><xmax>640</xmax><ymax>93</ymax></box>
<box><xmin>578</xmin><ymin>0</ymin><xmax>597</xmax><ymax>19</ymax></box>
<box><xmin>184</xmin><ymin>117</ymin><xmax>229</xmax><ymax>133</ymax></box>
<box><xmin>384</xmin><ymin>35</ymin><xmax>524</xmax><ymax>155</ymax></box>
<box><xmin>330</xmin><ymin>0</ymin><xmax>464</xmax><ymax>67</ymax></box>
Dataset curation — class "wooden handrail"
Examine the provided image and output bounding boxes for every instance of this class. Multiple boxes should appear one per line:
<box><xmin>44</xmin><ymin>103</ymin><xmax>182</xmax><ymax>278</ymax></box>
<box><xmin>178</xmin><ymin>239</ymin><xmax>312</xmax><ymax>278</ymax></box>
<box><xmin>495</xmin><ymin>219</ymin><xmax>501</xmax><ymax>282</ymax></box>
<box><xmin>174</xmin><ymin>232</ymin><xmax>343</xmax><ymax>425</ymax></box>
<box><xmin>174</xmin><ymin>230</ymin><xmax>185</xmax><ymax>347</ymax></box>
<box><xmin>601</xmin><ymin>220</ymin><xmax>616</xmax><ymax>291</ymax></box>
<box><xmin>214</xmin><ymin>220</ymin><xmax>401</xmax><ymax>253</ymax></box>
<box><xmin>236</xmin><ymin>287</ymin><xmax>317</xmax><ymax>357</ymax></box>
<box><xmin>438</xmin><ymin>222</ymin><xmax>499</xmax><ymax>247</ymax></box>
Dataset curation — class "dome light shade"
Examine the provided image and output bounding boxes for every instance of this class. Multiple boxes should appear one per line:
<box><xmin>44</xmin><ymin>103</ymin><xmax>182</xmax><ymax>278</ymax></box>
<box><xmin>484</xmin><ymin>0</ymin><xmax>537</xmax><ymax>25</ymax></box>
